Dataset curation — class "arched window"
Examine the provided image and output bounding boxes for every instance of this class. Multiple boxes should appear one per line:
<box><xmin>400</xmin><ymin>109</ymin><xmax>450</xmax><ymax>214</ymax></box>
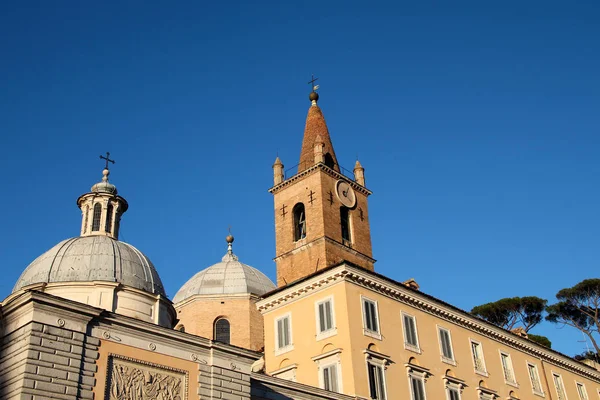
<box><xmin>340</xmin><ymin>207</ymin><xmax>351</xmax><ymax>242</ymax></box>
<box><xmin>105</xmin><ymin>204</ymin><xmax>113</xmax><ymax>233</ymax></box>
<box><xmin>214</xmin><ymin>318</ymin><xmax>230</xmax><ymax>344</ymax></box>
<box><xmin>92</xmin><ymin>203</ymin><xmax>102</xmax><ymax>231</ymax></box>
<box><xmin>293</xmin><ymin>203</ymin><xmax>307</xmax><ymax>241</ymax></box>
<box><xmin>324</xmin><ymin>153</ymin><xmax>335</xmax><ymax>169</ymax></box>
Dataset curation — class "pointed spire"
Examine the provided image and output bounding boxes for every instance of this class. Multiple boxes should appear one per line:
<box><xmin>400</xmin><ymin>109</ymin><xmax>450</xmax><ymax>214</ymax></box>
<box><xmin>298</xmin><ymin>91</ymin><xmax>340</xmax><ymax>173</ymax></box>
<box><xmin>273</xmin><ymin>156</ymin><xmax>284</xmax><ymax>185</ymax></box>
<box><xmin>353</xmin><ymin>159</ymin><xmax>365</xmax><ymax>186</ymax></box>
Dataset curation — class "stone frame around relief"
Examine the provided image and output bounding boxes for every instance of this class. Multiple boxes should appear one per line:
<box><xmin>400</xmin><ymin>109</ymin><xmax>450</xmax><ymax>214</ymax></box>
<box><xmin>105</xmin><ymin>353</ymin><xmax>189</xmax><ymax>400</ymax></box>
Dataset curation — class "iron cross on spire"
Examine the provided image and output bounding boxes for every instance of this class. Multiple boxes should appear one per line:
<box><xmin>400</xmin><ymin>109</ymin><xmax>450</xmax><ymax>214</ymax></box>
<box><xmin>99</xmin><ymin>152</ymin><xmax>115</xmax><ymax>169</ymax></box>
<box><xmin>308</xmin><ymin>74</ymin><xmax>319</xmax><ymax>92</ymax></box>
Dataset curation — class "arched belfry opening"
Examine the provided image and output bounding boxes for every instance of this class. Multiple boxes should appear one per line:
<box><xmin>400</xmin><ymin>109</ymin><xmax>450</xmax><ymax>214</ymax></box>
<box><xmin>293</xmin><ymin>203</ymin><xmax>307</xmax><ymax>241</ymax></box>
<box><xmin>214</xmin><ymin>318</ymin><xmax>231</xmax><ymax>344</ymax></box>
<box><xmin>340</xmin><ymin>206</ymin><xmax>351</xmax><ymax>243</ymax></box>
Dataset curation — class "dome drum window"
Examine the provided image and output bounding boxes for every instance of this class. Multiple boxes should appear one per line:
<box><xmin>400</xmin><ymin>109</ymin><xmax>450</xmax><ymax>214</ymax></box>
<box><xmin>105</xmin><ymin>204</ymin><xmax>114</xmax><ymax>233</ymax></box>
<box><xmin>214</xmin><ymin>318</ymin><xmax>231</xmax><ymax>344</ymax></box>
<box><xmin>92</xmin><ymin>203</ymin><xmax>102</xmax><ymax>232</ymax></box>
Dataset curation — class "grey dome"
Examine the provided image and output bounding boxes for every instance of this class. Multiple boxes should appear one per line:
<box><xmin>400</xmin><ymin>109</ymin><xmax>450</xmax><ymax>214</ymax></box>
<box><xmin>13</xmin><ymin>236</ymin><xmax>166</xmax><ymax>296</ymax></box>
<box><xmin>173</xmin><ymin>250</ymin><xmax>275</xmax><ymax>303</ymax></box>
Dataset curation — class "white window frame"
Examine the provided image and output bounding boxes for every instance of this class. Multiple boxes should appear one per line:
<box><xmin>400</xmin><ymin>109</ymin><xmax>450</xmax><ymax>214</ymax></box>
<box><xmin>469</xmin><ymin>338</ymin><xmax>488</xmax><ymax>376</ymax></box>
<box><xmin>274</xmin><ymin>312</ymin><xmax>293</xmax><ymax>355</ymax></box>
<box><xmin>443</xmin><ymin>374</ymin><xmax>465</xmax><ymax>400</ymax></box>
<box><xmin>406</xmin><ymin>363</ymin><xmax>431</xmax><ymax>400</ymax></box>
<box><xmin>313</xmin><ymin>348</ymin><xmax>343</xmax><ymax>393</ymax></box>
<box><xmin>575</xmin><ymin>381</ymin><xmax>588</xmax><ymax>400</ymax></box>
<box><xmin>499</xmin><ymin>350</ymin><xmax>518</xmax><ymax>387</ymax></box>
<box><xmin>364</xmin><ymin>348</ymin><xmax>390</xmax><ymax>400</ymax></box>
<box><xmin>401</xmin><ymin>311</ymin><xmax>421</xmax><ymax>353</ymax></box>
<box><xmin>315</xmin><ymin>295</ymin><xmax>337</xmax><ymax>341</ymax></box>
<box><xmin>269</xmin><ymin>363</ymin><xmax>298</xmax><ymax>382</ymax></box>
<box><xmin>526</xmin><ymin>361</ymin><xmax>545</xmax><ymax>397</ymax></box>
<box><xmin>477</xmin><ymin>385</ymin><xmax>499</xmax><ymax>400</ymax></box>
<box><xmin>552</xmin><ymin>372</ymin><xmax>568</xmax><ymax>400</ymax></box>
<box><xmin>437</xmin><ymin>325</ymin><xmax>455</xmax><ymax>365</ymax></box>
<box><xmin>361</xmin><ymin>295</ymin><xmax>382</xmax><ymax>340</ymax></box>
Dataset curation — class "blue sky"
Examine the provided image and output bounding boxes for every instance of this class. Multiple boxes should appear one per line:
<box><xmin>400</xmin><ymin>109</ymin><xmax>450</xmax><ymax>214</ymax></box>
<box><xmin>1</xmin><ymin>1</ymin><xmax>599</xmax><ymax>357</ymax></box>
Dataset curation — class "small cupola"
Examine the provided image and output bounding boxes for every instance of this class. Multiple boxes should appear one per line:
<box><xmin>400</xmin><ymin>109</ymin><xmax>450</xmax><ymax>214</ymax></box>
<box><xmin>76</xmin><ymin>152</ymin><xmax>128</xmax><ymax>240</ymax></box>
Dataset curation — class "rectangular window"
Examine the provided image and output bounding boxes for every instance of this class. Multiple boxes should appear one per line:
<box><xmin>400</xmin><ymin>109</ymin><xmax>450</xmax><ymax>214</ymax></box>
<box><xmin>363</xmin><ymin>297</ymin><xmax>380</xmax><ymax>334</ymax></box>
<box><xmin>318</xmin><ymin>298</ymin><xmax>334</xmax><ymax>333</ymax></box>
<box><xmin>410</xmin><ymin>375</ymin><xmax>426</xmax><ymax>400</ymax></box>
<box><xmin>500</xmin><ymin>352</ymin><xmax>516</xmax><ymax>384</ymax></box>
<box><xmin>438</xmin><ymin>327</ymin><xmax>454</xmax><ymax>362</ymax></box>
<box><xmin>322</xmin><ymin>364</ymin><xmax>339</xmax><ymax>393</ymax></box>
<box><xmin>367</xmin><ymin>362</ymin><xmax>386</xmax><ymax>400</ymax></box>
<box><xmin>470</xmin><ymin>340</ymin><xmax>487</xmax><ymax>374</ymax></box>
<box><xmin>447</xmin><ymin>387</ymin><xmax>461</xmax><ymax>400</ymax></box>
<box><xmin>527</xmin><ymin>363</ymin><xmax>543</xmax><ymax>395</ymax></box>
<box><xmin>276</xmin><ymin>314</ymin><xmax>292</xmax><ymax>351</ymax></box>
<box><xmin>553</xmin><ymin>373</ymin><xmax>567</xmax><ymax>400</ymax></box>
<box><xmin>576</xmin><ymin>382</ymin><xmax>588</xmax><ymax>400</ymax></box>
<box><xmin>402</xmin><ymin>313</ymin><xmax>420</xmax><ymax>352</ymax></box>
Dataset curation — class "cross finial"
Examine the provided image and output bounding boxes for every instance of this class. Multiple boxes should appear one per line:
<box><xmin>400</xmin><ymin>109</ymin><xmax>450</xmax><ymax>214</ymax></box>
<box><xmin>308</xmin><ymin>74</ymin><xmax>319</xmax><ymax>92</ymax></box>
<box><xmin>99</xmin><ymin>152</ymin><xmax>115</xmax><ymax>170</ymax></box>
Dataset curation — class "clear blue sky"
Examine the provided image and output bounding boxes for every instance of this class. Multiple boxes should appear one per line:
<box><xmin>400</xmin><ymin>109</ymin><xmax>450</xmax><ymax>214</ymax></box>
<box><xmin>1</xmin><ymin>2</ymin><xmax>598</xmax><ymax>357</ymax></box>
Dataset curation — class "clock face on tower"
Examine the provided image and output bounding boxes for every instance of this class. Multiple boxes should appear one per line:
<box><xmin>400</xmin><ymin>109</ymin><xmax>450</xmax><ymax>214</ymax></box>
<box><xmin>335</xmin><ymin>180</ymin><xmax>356</xmax><ymax>208</ymax></box>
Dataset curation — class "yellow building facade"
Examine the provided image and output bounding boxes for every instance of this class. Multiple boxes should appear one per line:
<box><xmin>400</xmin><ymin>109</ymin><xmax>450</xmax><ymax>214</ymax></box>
<box><xmin>258</xmin><ymin>263</ymin><xmax>600</xmax><ymax>399</ymax></box>
<box><xmin>259</xmin><ymin>88</ymin><xmax>600</xmax><ymax>400</ymax></box>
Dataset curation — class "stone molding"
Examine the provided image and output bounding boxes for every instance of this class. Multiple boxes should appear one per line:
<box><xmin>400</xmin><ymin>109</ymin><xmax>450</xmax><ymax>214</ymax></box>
<box><xmin>269</xmin><ymin>163</ymin><xmax>371</xmax><ymax>196</ymax></box>
<box><xmin>257</xmin><ymin>264</ymin><xmax>600</xmax><ymax>382</ymax></box>
<box><xmin>273</xmin><ymin>236</ymin><xmax>376</xmax><ymax>264</ymax></box>
<box><xmin>174</xmin><ymin>292</ymin><xmax>260</xmax><ymax>309</ymax></box>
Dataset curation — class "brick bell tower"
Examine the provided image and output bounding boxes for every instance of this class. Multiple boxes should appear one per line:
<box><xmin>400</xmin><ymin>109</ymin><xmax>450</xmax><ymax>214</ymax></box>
<box><xmin>269</xmin><ymin>83</ymin><xmax>375</xmax><ymax>287</ymax></box>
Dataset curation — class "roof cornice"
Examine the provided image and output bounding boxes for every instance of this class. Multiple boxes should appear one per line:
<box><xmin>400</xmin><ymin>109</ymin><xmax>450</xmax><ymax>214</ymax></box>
<box><xmin>268</xmin><ymin>163</ymin><xmax>371</xmax><ymax>196</ymax></box>
<box><xmin>257</xmin><ymin>264</ymin><xmax>600</xmax><ymax>382</ymax></box>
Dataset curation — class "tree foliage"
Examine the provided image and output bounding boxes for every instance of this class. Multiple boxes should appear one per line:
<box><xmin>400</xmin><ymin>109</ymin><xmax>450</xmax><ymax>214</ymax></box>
<box><xmin>471</xmin><ymin>296</ymin><xmax>547</xmax><ymax>332</ymax></box>
<box><xmin>527</xmin><ymin>334</ymin><xmax>552</xmax><ymax>348</ymax></box>
<box><xmin>546</xmin><ymin>279</ymin><xmax>600</xmax><ymax>354</ymax></box>
<box><xmin>573</xmin><ymin>351</ymin><xmax>599</xmax><ymax>363</ymax></box>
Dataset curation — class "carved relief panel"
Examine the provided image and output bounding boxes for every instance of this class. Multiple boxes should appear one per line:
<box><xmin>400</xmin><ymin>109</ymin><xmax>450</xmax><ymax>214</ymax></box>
<box><xmin>105</xmin><ymin>354</ymin><xmax>188</xmax><ymax>400</ymax></box>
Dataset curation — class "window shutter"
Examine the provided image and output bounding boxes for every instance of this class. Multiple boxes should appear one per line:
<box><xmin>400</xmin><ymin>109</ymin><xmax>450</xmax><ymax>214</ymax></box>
<box><xmin>364</xmin><ymin>301</ymin><xmax>372</xmax><ymax>330</ymax></box>
<box><xmin>440</xmin><ymin>330</ymin><xmax>452</xmax><ymax>358</ymax></box>
<box><xmin>449</xmin><ymin>388</ymin><xmax>460</xmax><ymax>400</ymax></box>
<box><xmin>319</xmin><ymin>303</ymin><xmax>326</xmax><ymax>332</ymax></box>
<box><xmin>277</xmin><ymin>319</ymin><xmax>283</xmax><ymax>348</ymax></box>
<box><xmin>370</xmin><ymin>303</ymin><xmax>378</xmax><ymax>332</ymax></box>
<box><xmin>330</xmin><ymin>366</ymin><xmax>338</xmax><ymax>392</ymax></box>
<box><xmin>324</xmin><ymin>301</ymin><xmax>332</xmax><ymax>330</ymax></box>
<box><xmin>283</xmin><ymin>317</ymin><xmax>290</xmax><ymax>346</ymax></box>
<box><xmin>376</xmin><ymin>366</ymin><xmax>386</xmax><ymax>400</ymax></box>
<box><xmin>404</xmin><ymin>315</ymin><xmax>417</xmax><ymax>345</ymax></box>
<box><xmin>323</xmin><ymin>367</ymin><xmax>330</xmax><ymax>390</ymax></box>
<box><xmin>368</xmin><ymin>364</ymin><xmax>378</xmax><ymax>399</ymax></box>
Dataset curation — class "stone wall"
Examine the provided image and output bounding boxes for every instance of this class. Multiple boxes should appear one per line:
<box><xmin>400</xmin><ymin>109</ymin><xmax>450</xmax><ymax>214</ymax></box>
<box><xmin>0</xmin><ymin>321</ymin><xmax>99</xmax><ymax>400</ymax></box>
